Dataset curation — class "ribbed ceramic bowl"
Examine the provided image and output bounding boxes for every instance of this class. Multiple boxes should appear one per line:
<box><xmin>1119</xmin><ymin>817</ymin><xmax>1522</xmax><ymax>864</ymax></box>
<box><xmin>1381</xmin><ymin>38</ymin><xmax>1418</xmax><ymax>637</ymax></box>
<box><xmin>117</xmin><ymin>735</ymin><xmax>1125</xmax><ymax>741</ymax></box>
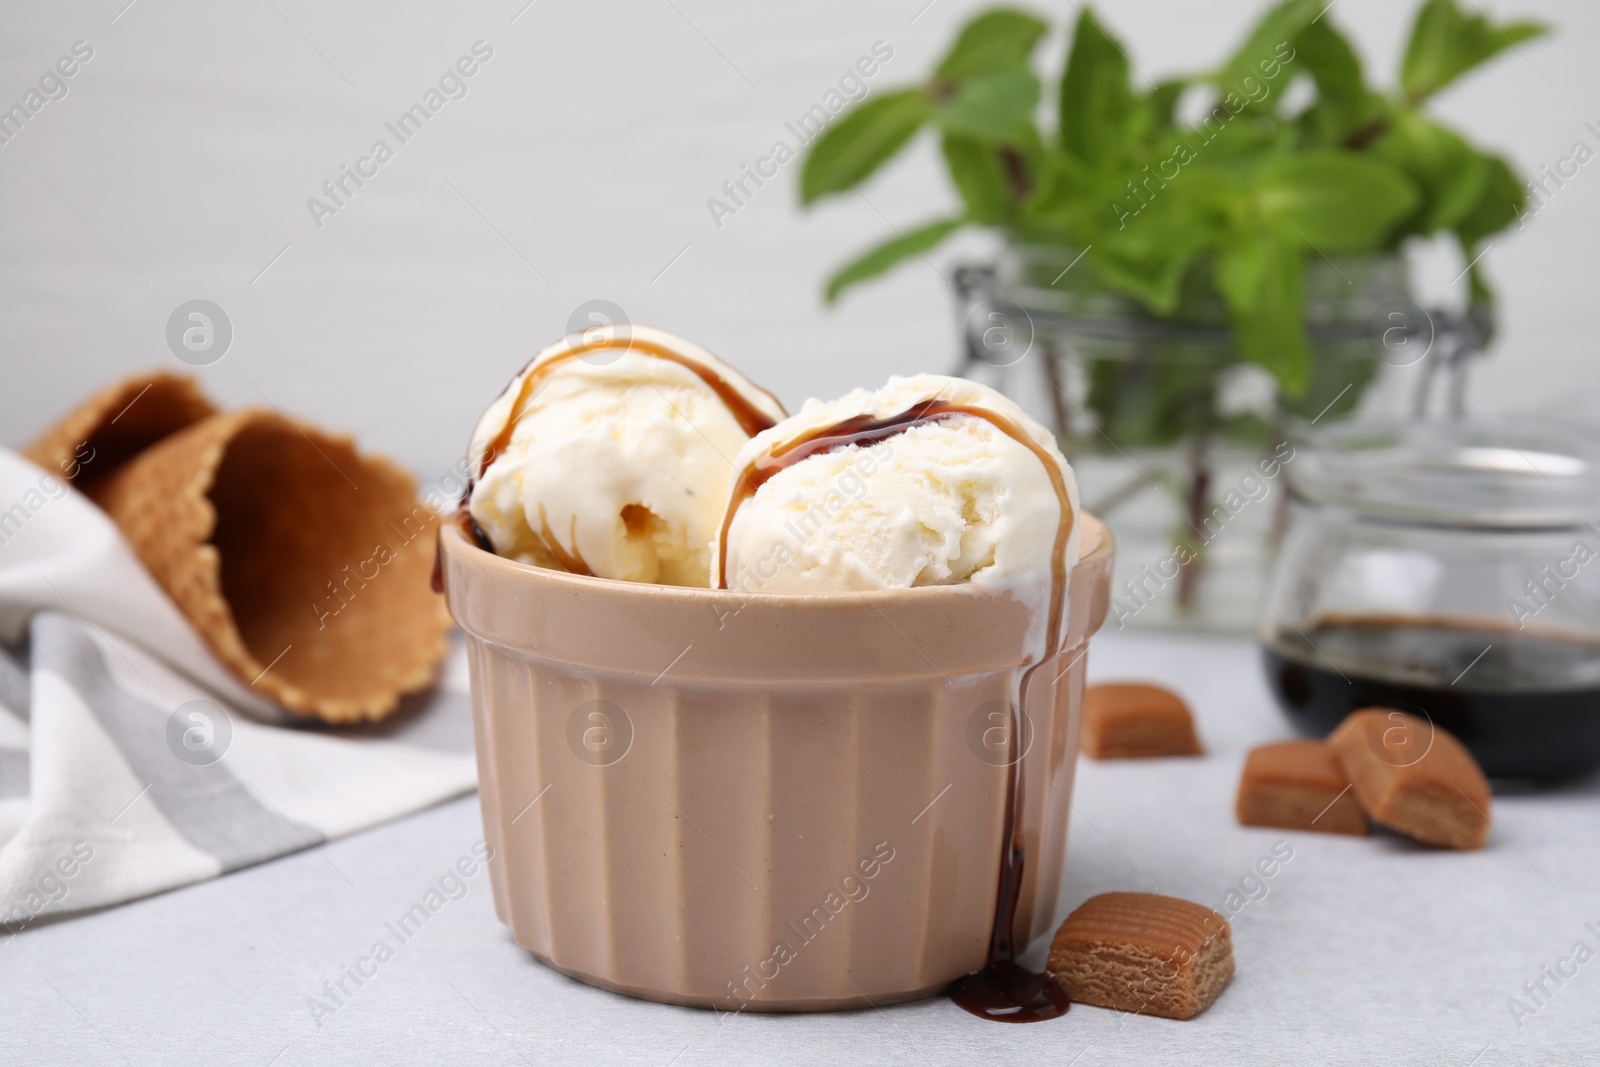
<box><xmin>440</xmin><ymin>515</ymin><xmax>1113</xmax><ymax>1011</ymax></box>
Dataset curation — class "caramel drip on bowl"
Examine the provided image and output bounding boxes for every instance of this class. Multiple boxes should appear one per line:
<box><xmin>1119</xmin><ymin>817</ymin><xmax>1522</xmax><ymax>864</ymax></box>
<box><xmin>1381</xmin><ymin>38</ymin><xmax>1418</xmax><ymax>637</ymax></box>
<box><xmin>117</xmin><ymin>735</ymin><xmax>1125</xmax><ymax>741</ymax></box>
<box><xmin>711</xmin><ymin>394</ymin><xmax>1079</xmax><ymax>1023</ymax></box>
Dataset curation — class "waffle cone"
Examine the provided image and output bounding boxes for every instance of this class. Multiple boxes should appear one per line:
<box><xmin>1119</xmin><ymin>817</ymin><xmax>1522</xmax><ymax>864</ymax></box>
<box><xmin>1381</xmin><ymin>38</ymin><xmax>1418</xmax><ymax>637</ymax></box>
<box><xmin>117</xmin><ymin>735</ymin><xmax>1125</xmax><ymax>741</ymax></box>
<box><xmin>23</xmin><ymin>371</ymin><xmax>217</xmax><ymax>489</ymax></box>
<box><xmin>86</xmin><ymin>408</ymin><xmax>451</xmax><ymax>723</ymax></box>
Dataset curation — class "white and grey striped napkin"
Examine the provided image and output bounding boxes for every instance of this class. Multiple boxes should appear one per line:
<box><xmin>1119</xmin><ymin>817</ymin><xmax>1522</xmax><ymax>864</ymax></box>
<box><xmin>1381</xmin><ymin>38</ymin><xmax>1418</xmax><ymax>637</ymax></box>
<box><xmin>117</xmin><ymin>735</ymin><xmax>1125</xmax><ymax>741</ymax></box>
<box><xmin>0</xmin><ymin>448</ymin><xmax>477</xmax><ymax>933</ymax></box>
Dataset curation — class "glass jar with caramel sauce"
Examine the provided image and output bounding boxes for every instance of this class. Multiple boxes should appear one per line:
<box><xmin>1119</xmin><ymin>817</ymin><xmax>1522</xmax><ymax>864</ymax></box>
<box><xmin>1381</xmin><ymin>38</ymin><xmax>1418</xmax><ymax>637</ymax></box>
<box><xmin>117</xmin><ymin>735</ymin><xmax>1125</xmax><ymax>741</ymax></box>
<box><xmin>1260</xmin><ymin>419</ymin><xmax>1600</xmax><ymax>784</ymax></box>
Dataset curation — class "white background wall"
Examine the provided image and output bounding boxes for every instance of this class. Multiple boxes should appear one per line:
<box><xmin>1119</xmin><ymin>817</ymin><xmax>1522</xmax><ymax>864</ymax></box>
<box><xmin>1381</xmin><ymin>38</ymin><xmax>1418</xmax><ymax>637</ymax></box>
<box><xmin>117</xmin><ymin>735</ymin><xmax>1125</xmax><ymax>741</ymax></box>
<box><xmin>2</xmin><ymin>0</ymin><xmax>1595</xmax><ymax>485</ymax></box>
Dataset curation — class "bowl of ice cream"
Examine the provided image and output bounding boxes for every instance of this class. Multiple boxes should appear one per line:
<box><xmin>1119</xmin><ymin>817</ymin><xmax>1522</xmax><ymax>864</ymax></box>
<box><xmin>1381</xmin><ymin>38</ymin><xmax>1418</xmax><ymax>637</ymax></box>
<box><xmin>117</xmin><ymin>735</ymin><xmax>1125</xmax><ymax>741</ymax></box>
<box><xmin>437</xmin><ymin>327</ymin><xmax>1114</xmax><ymax>1013</ymax></box>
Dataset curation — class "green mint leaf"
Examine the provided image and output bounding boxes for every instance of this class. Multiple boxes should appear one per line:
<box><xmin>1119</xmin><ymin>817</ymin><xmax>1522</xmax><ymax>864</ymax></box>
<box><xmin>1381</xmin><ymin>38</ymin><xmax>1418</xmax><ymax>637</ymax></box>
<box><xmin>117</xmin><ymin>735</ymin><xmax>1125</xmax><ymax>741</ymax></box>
<box><xmin>1454</xmin><ymin>152</ymin><xmax>1526</xmax><ymax>249</ymax></box>
<box><xmin>799</xmin><ymin>89</ymin><xmax>930</xmax><ymax>205</ymax></box>
<box><xmin>1293</xmin><ymin>17</ymin><xmax>1374</xmax><ymax>143</ymax></box>
<box><xmin>1147</xmin><ymin>78</ymin><xmax>1190</xmax><ymax>132</ymax></box>
<box><xmin>1086</xmin><ymin>348</ymin><xmax>1238</xmax><ymax>450</ymax></box>
<box><xmin>1219</xmin><ymin>0</ymin><xmax>1320</xmax><ymax>98</ymax></box>
<box><xmin>1216</xmin><ymin>222</ymin><xmax>1311</xmax><ymax>393</ymax></box>
<box><xmin>1089</xmin><ymin>247</ymin><xmax>1196</xmax><ymax>317</ymax></box>
<box><xmin>1250</xmin><ymin>150</ymin><xmax>1420</xmax><ymax>251</ymax></box>
<box><xmin>1059</xmin><ymin>8</ymin><xmax>1135</xmax><ymax>167</ymax></box>
<box><xmin>1215</xmin><ymin>227</ymin><xmax>1267</xmax><ymax>313</ymax></box>
<box><xmin>932</xmin><ymin>65</ymin><xmax>1040</xmax><ymax>145</ymax></box>
<box><xmin>1277</xmin><ymin>343</ymin><xmax>1380</xmax><ymax>423</ymax></box>
<box><xmin>1458</xmin><ymin>233</ymin><xmax>1497</xmax><ymax>306</ymax></box>
<box><xmin>824</xmin><ymin>217</ymin><xmax>966</xmax><ymax>303</ymax></box>
<box><xmin>941</xmin><ymin>135</ymin><xmax>1016</xmax><ymax>224</ymax></box>
<box><xmin>1372</xmin><ymin>112</ymin><xmax>1490</xmax><ymax>235</ymax></box>
<box><xmin>935</xmin><ymin>8</ymin><xmax>1050</xmax><ymax>81</ymax></box>
<box><xmin>1401</xmin><ymin>0</ymin><xmax>1548</xmax><ymax>101</ymax></box>
<box><xmin>1453</xmin><ymin>152</ymin><xmax>1521</xmax><ymax>314</ymax></box>
<box><xmin>1188</xmin><ymin>102</ymin><xmax>1293</xmax><ymax>162</ymax></box>
<box><xmin>1095</xmin><ymin>171</ymin><xmax>1235</xmax><ymax>313</ymax></box>
<box><xmin>1296</xmin><ymin>17</ymin><xmax>1363</xmax><ymax>103</ymax></box>
<box><xmin>1298</xmin><ymin>90</ymin><xmax>1390</xmax><ymax>151</ymax></box>
<box><xmin>1019</xmin><ymin>148</ymin><xmax>1099</xmax><ymax>233</ymax></box>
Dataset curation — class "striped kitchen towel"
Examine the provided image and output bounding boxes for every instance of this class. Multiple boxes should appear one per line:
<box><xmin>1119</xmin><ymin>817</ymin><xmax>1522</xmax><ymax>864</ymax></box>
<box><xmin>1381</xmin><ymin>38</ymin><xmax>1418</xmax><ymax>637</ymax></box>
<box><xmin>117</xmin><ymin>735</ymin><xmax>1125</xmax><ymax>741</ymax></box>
<box><xmin>0</xmin><ymin>448</ymin><xmax>478</xmax><ymax>932</ymax></box>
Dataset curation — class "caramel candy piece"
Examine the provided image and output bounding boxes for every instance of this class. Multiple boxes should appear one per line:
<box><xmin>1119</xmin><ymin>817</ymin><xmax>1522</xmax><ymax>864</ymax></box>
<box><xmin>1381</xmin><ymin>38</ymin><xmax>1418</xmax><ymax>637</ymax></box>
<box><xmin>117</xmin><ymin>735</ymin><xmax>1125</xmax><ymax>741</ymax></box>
<box><xmin>1236</xmin><ymin>739</ymin><xmax>1367</xmax><ymax>836</ymax></box>
<box><xmin>1081</xmin><ymin>683</ymin><xmax>1204</xmax><ymax>759</ymax></box>
<box><xmin>1048</xmin><ymin>892</ymin><xmax>1233</xmax><ymax>1020</ymax></box>
<box><xmin>1327</xmin><ymin>709</ymin><xmax>1491</xmax><ymax>850</ymax></box>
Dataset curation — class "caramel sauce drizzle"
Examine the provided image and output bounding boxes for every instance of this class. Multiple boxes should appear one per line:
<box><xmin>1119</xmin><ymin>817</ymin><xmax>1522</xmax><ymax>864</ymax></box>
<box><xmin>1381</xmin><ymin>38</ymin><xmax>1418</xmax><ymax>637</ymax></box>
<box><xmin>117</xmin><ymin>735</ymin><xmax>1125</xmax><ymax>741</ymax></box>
<box><xmin>459</xmin><ymin>331</ymin><xmax>782</xmax><ymax>577</ymax></box>
<box><xmin>477</xmin><ymin>333</ymin><xmax>783</xmax><ymax>479</ymax></box>
<box><xmin>537</xmin><ymin>504</ymin><xmax>593</xmax><ymax>577</ymax></box>
<box><xmin>714</xmin><ymin>397</ymin><xmax>1075</xmax><ymax>656</ymax></box>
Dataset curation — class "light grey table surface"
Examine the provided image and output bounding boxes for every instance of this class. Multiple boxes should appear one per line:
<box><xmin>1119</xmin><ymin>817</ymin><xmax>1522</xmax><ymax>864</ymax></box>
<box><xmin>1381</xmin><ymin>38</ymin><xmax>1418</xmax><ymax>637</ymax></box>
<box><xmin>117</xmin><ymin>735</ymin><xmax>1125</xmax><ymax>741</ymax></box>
<box><xmin>6</xmin><ymin>628</ymin><xmax>1599</xmax><ymax>1067</ymax></box>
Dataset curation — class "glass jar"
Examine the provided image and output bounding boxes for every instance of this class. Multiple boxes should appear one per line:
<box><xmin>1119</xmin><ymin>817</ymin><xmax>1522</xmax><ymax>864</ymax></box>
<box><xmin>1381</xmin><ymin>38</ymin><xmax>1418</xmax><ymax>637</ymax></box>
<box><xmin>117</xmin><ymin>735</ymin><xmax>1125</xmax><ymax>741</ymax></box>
<box><xmin>953</xmin><ymin>242</ymin><xmax>1481</xmax><ymax>633</ymax></box>
<box><xmin>1260</xmin><ymin>419</ymin><xmax>1600</xmax><ymax>784</ymax></box>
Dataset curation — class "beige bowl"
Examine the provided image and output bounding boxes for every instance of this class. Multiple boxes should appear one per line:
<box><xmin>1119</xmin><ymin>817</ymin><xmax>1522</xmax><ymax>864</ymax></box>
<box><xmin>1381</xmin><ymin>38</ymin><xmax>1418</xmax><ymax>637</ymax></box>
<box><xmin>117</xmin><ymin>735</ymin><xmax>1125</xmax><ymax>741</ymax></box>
<box><xmin>439</xmin><ymin>515</ymin><xmax>1113</xmax><ymax>1011</ymax></box>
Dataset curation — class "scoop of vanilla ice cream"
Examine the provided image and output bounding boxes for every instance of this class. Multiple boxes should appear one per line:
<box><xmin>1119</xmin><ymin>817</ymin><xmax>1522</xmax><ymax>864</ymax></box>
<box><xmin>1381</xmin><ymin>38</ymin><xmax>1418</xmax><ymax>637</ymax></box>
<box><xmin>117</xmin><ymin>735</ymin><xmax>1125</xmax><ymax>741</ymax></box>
<box><xmin>716</xmin><ymin>374</ymin><xmax>1079</xmax><ymax>627</ymax></box>
<box><xmin>469</xmin><ymin>327</ymin><xmax>785</xmax><ymax>586</ymax></box>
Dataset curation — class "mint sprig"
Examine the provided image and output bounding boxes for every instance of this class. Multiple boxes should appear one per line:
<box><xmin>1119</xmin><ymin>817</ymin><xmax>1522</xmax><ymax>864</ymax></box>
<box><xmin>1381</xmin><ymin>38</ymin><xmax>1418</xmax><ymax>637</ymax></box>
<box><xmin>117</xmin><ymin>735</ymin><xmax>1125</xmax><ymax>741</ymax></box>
<box><xmin>802</xmin><ymin>0</ymin><xmax>1546</xmax><ymax>398</ymax></box>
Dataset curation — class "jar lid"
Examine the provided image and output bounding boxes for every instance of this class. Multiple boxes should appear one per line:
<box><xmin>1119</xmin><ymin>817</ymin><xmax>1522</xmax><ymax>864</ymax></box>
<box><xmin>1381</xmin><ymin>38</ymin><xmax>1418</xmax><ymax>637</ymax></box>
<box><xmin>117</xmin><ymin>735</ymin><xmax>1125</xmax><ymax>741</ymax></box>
<box><xmin>1292</xmin><ymin>419</ymin><xmax>1600</xmax><ymax>529</ymax></box>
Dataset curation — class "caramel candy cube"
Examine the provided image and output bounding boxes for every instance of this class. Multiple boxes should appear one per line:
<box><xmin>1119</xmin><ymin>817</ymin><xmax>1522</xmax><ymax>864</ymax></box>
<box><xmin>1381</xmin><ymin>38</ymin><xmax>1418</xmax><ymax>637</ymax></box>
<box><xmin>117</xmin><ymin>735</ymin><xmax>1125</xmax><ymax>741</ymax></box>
<box><xmin>1048</xmin><ymin>892</ymin><xmax>1234</xmax><ymax>1020</ymax></box>
<box><xmin>1327</xmin><ymin>709</ymin><xmax>1491</xmax><ymax>850</ymax></box>
<box><xmin>1082</xmin><ymin>683</ymin><xmax>1204</xmax><ymax>759</ymax></box>
<box><xmin>1236</xmin><ymin>739</ymin><xmax>1367</xmax><ymax>836</ymax></box>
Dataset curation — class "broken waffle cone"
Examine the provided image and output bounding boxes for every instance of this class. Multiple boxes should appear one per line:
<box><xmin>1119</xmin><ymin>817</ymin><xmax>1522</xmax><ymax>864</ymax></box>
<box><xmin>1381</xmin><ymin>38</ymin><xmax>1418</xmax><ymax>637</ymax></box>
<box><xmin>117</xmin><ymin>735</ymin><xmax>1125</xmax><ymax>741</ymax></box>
<box><xmin>87</xmin><ymin>408</ymin><xmax>451</xmax><ymax>723</ymax></box>
<box><xmin>23</xmin><ymin>371</ymin><xmax>217</xmax><ymax>490</ymax></box>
